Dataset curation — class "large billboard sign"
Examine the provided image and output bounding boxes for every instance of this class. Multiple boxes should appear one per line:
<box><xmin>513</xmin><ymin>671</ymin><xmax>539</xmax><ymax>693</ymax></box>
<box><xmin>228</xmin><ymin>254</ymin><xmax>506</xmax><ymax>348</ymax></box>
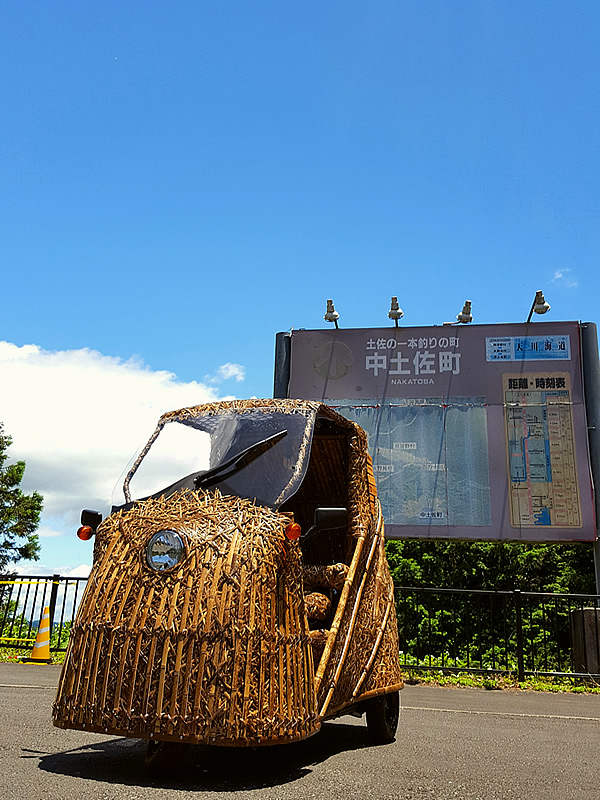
<box><xmin>276</xmin><ymin>321</ymin><xmax>598</xmax><ymax>542</ymax></box>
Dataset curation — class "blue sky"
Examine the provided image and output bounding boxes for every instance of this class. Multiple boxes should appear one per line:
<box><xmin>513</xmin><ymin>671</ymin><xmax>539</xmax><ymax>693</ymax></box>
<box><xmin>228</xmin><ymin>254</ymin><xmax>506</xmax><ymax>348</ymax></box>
<box><xmin>1</xmin><ymin>1</ymin><xmax>599</xmax><ymax>572</ymax></box>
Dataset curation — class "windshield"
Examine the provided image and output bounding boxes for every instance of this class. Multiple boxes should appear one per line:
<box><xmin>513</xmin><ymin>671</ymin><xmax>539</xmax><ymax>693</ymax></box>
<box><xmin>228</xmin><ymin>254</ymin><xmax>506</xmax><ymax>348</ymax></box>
<box><xmin>112</xmin><ymin>408</ymin><xmax>315</xmax><ymax>510</ymax></box>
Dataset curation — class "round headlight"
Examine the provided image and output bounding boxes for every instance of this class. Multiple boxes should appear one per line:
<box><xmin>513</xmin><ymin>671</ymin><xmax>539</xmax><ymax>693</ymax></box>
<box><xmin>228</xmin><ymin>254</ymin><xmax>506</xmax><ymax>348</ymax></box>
<box><xmin>145</xmin><ymin>530</ymin><xmax>185</xmax><ymax>572</ymax></box>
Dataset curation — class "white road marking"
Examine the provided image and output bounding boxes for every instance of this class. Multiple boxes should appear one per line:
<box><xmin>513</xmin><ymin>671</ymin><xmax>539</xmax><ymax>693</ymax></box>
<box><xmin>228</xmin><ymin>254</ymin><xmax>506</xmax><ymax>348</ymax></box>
<box><xmin>403</xmin><ymin>705</ymin><xmax>600</xmax><ymax>722</ymax></box>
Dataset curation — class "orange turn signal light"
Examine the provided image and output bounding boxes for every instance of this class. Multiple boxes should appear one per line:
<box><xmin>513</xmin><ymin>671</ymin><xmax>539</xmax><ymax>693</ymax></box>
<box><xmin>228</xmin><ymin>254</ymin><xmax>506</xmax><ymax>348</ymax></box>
<box><xmin>77</xmin><ymin>525</ymin><xmax>94</xmax><ymax>541</ymax></box>
<box><xmin>285</xmin><ymin>522</ymin><xmax>302</xmax><ymax>541</ymax></box>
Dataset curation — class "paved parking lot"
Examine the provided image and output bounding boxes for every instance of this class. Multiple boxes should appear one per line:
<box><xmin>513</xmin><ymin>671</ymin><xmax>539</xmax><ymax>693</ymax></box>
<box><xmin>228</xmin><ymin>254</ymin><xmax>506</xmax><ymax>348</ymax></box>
<box><xmin>2</xmin><ymin>663</ymin><xmax>600</xmax><ymax>799</ymax></box>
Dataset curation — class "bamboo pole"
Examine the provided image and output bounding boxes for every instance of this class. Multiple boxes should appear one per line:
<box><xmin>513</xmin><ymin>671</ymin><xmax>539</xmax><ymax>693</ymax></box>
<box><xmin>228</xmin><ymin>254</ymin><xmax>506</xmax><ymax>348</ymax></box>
<box><xmin>112</xmin><ymin>584</ymin><xmax>146</xmax><ymax>715</ymax></box>
<box><xmin>313</xmin><ymin>531</ymin><xmax>365</xmax><ymax>697</ymax></box>
<box><xmin>319</xmin><ymin>510</ymin><xmax>383</xmax><ymax>717</ymax></box>
<box><xmin>226</xmin><ymin>563</ymin><xmax>247</xmax><ymax>739</ymax></box>
<box><xmin>351</xmin><ymin>587</ymin><xmax>395</xmax><ymax>699</ymax></box>
<box><xmin>124</xmin><ymin>585</ymin><xmax>155</xmax><ymax>723</ymax></box>
<box><xmin>168</xmin><ymin>569</ymin><xmax>195</xmax><ymax>732</ymax></box>
<box><xmin>206</xmin><ymin>528</ymin><xmax>240</xmax><ymax>723</ymax></box>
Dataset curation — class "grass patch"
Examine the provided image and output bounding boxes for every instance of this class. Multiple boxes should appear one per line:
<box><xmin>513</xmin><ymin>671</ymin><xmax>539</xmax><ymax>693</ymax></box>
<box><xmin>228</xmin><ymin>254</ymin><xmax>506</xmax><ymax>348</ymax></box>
<box><xmin>0</xmin><ymin>647</ymin><xmax>66</xmax><ymax>664</ymax></box>
<box><xmin>403</xmin><ymin>669</ymin><xmax>600</xmax><ymax>693</ymax></box>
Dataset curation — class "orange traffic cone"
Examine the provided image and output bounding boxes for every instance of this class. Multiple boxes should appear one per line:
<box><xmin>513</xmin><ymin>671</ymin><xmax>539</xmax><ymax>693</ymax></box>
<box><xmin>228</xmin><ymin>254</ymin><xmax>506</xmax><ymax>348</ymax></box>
<box><xmin>22</xmin><ymin>606</ymin><xmax>52</xmax><ymax>664</ymax></box>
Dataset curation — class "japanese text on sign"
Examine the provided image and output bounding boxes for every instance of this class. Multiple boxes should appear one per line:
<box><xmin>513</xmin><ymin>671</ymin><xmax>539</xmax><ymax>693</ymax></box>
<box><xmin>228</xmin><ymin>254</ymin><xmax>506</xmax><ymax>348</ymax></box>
<box><xmin>366</xmin><ymin>350</ymin><xmax>461</xmax><ymax>377</ymax></box>
<box><xmin>365</xmin><ymin>335</ymin><xmax>462</xmax><ymax>378</ymax></box>
<box><xmin>507</xmin><ymin>376</ymin><xmax>567</xmax><ymax>390</ymax></box>
<box><xmin>486</xmin><ymin>335</ymin><xmax>571</xmax><ymax>362</ymax></box>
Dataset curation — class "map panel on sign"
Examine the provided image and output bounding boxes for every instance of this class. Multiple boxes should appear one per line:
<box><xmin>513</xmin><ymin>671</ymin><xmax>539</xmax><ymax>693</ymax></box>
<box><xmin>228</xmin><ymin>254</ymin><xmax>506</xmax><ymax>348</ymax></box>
<box><xmin>332</xmin><ymin>398</ymin><xmax>492</xmax><ymax>527</ymax></box>
<box><xmin>504</xmin><ymin>373</ymin><xmax>581</xmax><ymax>528</ymax></box>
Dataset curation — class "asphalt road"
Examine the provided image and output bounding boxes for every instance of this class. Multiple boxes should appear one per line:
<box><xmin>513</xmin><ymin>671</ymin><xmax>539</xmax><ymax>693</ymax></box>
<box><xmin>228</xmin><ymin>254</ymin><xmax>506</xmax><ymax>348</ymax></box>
<box><xmin>2</xmin><ymin>663</ymin><xmax>600</xmax><ymax>800</ymax></box>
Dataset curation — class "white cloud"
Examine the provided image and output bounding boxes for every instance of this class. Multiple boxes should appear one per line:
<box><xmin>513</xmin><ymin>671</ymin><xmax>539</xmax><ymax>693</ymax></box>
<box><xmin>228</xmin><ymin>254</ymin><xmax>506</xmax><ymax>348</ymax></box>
<box><xmin>6</xmin><ymin>561</ymin><xmax>91</xmax><ymax>577</ymax></box>
<box><xmin>37</xmin><ymin>525</ymin><xmax>65</xmax><ymax>538</ymax></box>
<box><xmin>0</xmin><ymin>341</ymin><xmax>240</xmax><ymax>565</ymax></box>
<box><xmin>204</xmin><ymin>362</ymin><xmax>247</xmax><ymax>384</ymax></box>
<box><xmin>216</xmin><ymin>362</ymin><xmax>246</xmax><ymax>382</ymax></box>
<box><xmin>63</xmin><ymin>564</ymin><xmax>92</xmax><ymax>578</ymax></box>
<box><xmin>551</xmin><ymin>269</ymin><xmax>579</xmax><ymax>289</ymax></box>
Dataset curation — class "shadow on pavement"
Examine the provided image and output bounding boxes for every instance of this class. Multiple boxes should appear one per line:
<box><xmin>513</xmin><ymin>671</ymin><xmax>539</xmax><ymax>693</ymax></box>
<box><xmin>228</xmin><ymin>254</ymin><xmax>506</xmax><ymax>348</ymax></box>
<box><xmin>35</xmin><ymin>719</ymin><xmax>380</xmax><ymax>791</ymax></box>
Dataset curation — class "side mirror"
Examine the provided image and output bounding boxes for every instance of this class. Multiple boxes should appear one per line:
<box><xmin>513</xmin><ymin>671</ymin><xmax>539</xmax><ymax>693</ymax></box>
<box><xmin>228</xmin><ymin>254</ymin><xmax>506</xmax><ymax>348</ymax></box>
<box><xmin>302</xmin><ymin>507</ymin><xmax>348</xmax><ymax>539</ymax></box>
<box><xmin>314</xmin><ymin>507</ymin><xmax>348</xmax><ymax>531</ymax></box>
<box><xmin>81</xmin><ymin>509</ymin><xmax>103</xmax><ymax>532</ymax></box>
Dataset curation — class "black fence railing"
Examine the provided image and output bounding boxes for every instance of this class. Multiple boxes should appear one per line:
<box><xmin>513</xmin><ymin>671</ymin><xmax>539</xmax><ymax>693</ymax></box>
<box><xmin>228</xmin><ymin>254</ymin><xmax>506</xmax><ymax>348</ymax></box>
<box><xmin>2</xmin><ymin>575</ymin><xmax>600</xmax><ymax>679</ymax></box>
<box><xmin>0</xmin><ymin>574</ymin><xmax>89</xmax><ymax>652</ymax></box>
<box><xmin>395</xmin><ymin>585</ymin><xmax>600</xmax><ymax>681</ymax></box>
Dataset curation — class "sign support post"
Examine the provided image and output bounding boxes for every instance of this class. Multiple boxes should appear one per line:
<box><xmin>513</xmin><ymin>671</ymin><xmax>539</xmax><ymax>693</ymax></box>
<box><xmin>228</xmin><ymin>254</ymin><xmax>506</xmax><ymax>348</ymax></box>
<box><xmin>580</xmin><ymin>323</ymin><xmax>600</xmax><ymax>593</ymax></box>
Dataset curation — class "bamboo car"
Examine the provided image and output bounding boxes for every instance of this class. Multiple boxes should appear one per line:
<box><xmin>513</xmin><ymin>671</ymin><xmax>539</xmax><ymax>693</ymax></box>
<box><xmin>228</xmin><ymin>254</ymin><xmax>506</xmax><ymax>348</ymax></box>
<box><xmin>53</xmin><ymin>399</ymin><xmax>403</xmax><ymax>758</ymax></box>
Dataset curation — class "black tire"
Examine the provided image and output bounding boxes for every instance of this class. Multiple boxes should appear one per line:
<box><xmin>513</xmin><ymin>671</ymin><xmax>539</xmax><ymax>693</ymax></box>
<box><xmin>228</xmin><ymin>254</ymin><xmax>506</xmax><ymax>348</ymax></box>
<box><xmin>365</xmin><ymin>690</ymin><xmax>400</xmax><ymax>744</ymax></box>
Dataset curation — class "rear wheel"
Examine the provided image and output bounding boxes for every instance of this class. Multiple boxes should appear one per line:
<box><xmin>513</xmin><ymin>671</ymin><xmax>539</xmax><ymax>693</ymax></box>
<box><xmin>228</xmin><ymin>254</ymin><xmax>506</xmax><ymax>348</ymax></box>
<box><xmin>365</xmin><ymin>690</ymin><xmax>400</xmax><ymax>744</ymax></box>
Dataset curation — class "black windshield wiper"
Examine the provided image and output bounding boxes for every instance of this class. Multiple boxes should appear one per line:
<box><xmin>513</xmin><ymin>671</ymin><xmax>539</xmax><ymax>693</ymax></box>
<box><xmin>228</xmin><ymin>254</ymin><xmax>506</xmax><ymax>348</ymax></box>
<box><xmin>194</xmin><ymin>429</ymin><xmax>288</xmax><ymax>490</ymax></box>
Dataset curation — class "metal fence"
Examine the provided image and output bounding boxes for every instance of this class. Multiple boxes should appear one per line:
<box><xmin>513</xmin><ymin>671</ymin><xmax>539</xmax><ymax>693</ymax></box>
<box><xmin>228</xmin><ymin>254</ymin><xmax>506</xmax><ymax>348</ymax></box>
<box><xmin>395</xmin><ymin>585</ymin><xmax>600</xmax><ymax>681</ymax></box>
<box><xmin>2</xmin><ymin>575</ymin><xmax>600</xmax><ymax>679</ymax></box>
<box><xmin>0</xmin><ymin>574</ymin><xmax>88</xmax><ymax>652</ymax></box>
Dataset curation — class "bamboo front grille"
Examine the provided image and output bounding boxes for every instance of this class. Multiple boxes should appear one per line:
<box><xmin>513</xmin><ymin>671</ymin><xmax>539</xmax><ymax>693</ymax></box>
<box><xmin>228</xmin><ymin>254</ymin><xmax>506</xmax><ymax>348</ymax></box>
<box><xmin>53</xmin><ymin>490</ymin><xmax>319</xmax><ymax>745</ymax></box>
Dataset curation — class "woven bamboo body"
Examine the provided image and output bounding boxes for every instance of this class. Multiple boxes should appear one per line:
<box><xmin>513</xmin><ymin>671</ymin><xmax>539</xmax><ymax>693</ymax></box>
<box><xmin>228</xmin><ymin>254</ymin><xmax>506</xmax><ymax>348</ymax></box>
<box><xmin>53</xmin><ymin>399</ymin><xmax>402</xmax><ymax>746</ymax></box>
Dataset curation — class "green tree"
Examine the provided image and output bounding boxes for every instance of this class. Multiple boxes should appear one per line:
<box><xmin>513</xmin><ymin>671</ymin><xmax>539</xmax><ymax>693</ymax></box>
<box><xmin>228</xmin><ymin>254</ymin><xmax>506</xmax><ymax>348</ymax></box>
<box><xmin>386</xmin><ymin>539</ymin><xmax>595</xmax><ymax>594</ymax></box>
<box><xmin>0</xmin><ymin>423</ymin><xmax>43</xmax><ymax>572</ymax></box>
